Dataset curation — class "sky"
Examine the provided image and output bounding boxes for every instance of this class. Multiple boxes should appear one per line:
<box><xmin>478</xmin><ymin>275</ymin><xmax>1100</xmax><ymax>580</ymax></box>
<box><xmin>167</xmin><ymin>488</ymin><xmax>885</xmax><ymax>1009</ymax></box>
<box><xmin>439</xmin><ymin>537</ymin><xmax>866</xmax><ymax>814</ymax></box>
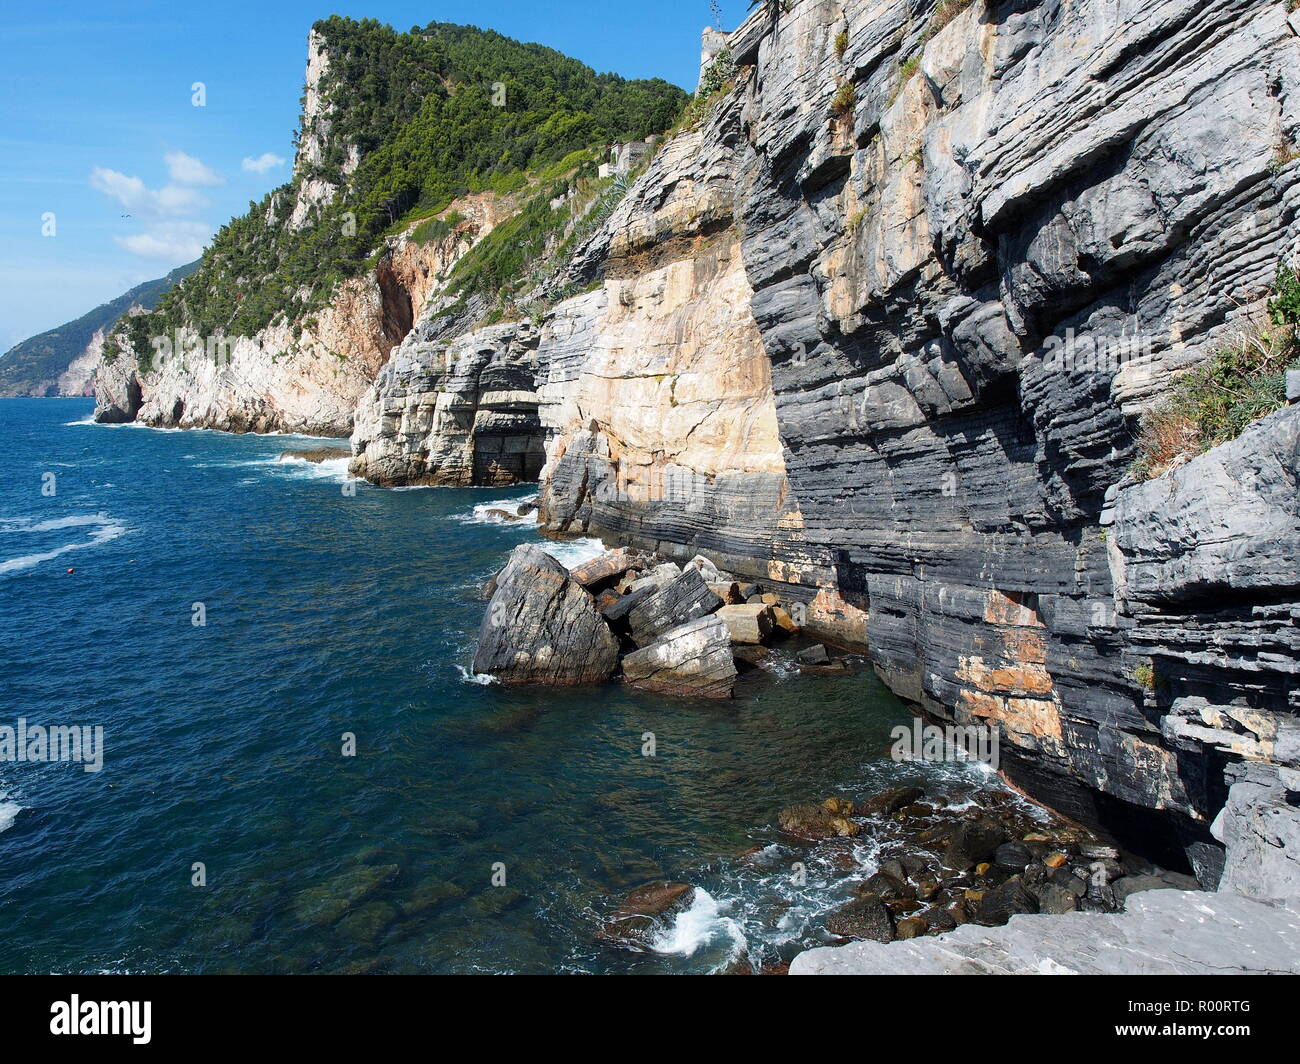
<box><xmin>0</xmin><ymin>0</ymin><xmax>749</xmax><ymax>352</ymax></box>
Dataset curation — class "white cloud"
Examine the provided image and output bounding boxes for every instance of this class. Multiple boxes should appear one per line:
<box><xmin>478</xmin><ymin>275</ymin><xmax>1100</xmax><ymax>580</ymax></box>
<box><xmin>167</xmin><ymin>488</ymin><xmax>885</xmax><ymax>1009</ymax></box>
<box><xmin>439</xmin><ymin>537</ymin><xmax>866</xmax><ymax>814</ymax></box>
<box><xmin>89</xmin><ymin>165</ymin><xmax>208</xmax><ymax>217</ymax></box>
<box><xmin>114</xmin><ymin>220</ymin><xmax>212</xmax><ymax>262</ymax></box>
<box><xmin>165</xmin><ymin>150</ymin><xmax>222</xmax><ymax>186</ymax></box>
<box><xmin>89</xmin><ymin>153</ymin><xmax>219</xmax><ymax>263</ymax></box>
<box><xmin>241</xmin><ymin>152</ymin><xmax>286</xmax><ymax>174</ymax></box>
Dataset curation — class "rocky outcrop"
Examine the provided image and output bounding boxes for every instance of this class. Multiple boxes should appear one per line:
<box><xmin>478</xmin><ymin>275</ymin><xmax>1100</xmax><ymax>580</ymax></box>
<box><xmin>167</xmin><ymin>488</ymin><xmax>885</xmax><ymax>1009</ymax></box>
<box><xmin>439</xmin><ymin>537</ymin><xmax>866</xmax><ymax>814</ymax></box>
<box><xmin>349</xmin><ymin>318</ymin><xmax>545</xmax><ymax>485</ymax></box>
<box><xmin>472</xmin><ymin>544</ymin><xmax>620</xmax><ymax>685</ymax></box>
<box><xmin>791</xmin><ymin>768</ymin><xmax>1300</xmax><ymax>974</ymax></box>
<box><xmin>621</xmin><ymin>615</ymin><xmax>738</xmax><ymax>699</ymax></box>
<box><xmin>706</xmin><ymin>0</ymin><xmax>1300</xmax><ymax>867</ymax></box>
<box><xmin>792</xmin><ymin>886</ymin><xmax>1300</xmax><ymax>974</ymax></box>
<box><xmin>94</xmin><ymin>209</ymin><xmax>496</xmax><ymax>436</ymax></box>
<box><xmin>1212</xmin><ymin>762</ymin><xmax>1300</xmax><ymax>908</ymax></box>
<box><xmin>359</xmin><ymin>0</ymin><xmax>1300</xmax><ymax>873</ymax></box>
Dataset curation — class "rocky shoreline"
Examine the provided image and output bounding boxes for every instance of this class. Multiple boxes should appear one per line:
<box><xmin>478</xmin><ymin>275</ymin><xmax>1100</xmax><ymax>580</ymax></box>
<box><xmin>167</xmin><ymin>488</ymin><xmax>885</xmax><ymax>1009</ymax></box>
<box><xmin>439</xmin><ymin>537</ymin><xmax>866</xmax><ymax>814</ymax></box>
<box><xmin>474</xmin><ymin>540</ymin><xmax>856</xmax><ymax>699</ymax></box>
<box><xmin>473</xmin><ymin>538</ymin><xmax>1210</xmax><ymax>971</ymax></box>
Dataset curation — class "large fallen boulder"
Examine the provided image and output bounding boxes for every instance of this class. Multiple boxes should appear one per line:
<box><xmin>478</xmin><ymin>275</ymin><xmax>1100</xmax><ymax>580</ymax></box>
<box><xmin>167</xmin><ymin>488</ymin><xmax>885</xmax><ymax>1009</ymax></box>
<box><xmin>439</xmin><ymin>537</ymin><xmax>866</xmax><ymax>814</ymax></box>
<box><xmin>627</xmin><ymin>566</ymin><xmax>723</xmax><ymax>646</ymax></box>
<box><xmin>472</xmin><ymin>544</ymin><xmax>620</xmax><ymax>685</ymax></box>
<box><xmin>622</xmin><ymin>615</ymin><xmax>737</xmax><ymax>699</ymax></box>
<box><xmin>569</xmin><ymin>547</ymin><xmax>653</xmax><ymax>590</ymax></box>
<box><xmin>715</xmin><ymin>602</ymin><xmax>775</xmax><ymax>645</ymax></box>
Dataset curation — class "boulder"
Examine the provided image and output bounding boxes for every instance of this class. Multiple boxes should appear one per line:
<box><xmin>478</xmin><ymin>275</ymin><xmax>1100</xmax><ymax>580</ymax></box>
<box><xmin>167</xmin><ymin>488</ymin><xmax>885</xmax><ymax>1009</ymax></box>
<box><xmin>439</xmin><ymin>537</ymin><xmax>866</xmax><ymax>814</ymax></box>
<box><xmin>622</xmin><ymin>615</ymin><xmax>737</xmax><ymax>699</ymax></box>
<box><xmin>472</xmin><ymin>544</ymin><xmax>619</xmax><ymax>685</ymax></box>
<box><xmin>974</xmin><ymin>877</ymin><xmax>1040</xmax><ymax>926</ymax></box>
<box><xmin>686</xmin><ymin>554</ymin><xmax>722</xmax><ymax>583</ymax></box>
<box><xmin>1034</xmin><ymin>883</ymin><xmax>1079</xmax><ymax>915</ymax></box>
<box><xmin>895</xmin><ymin>916</ymin><xmax>928</xmax><ymax>940</ymax></box>
<box><xmin>777</xmin><ymin>802</ymin><xmax>860</xmax><ymax>840</ymax></box>
<box><xmin>570</xmin><ymin>547</ymin><xmax>651</xmax><ymax>589</ymax></box>
<box><xmin>715</xmin><ymin>603</ymin><xmax>775</xmax><ymax>645</ymax></box>
<box><xmin>771</xmin><ymin>606</ymin><xmax>799</xmax><ymax>633</ymax></box>
<box><xmin>596</xmin><ymin>882</ymin><xmax>695</xmax><ymax>949</ymax></box>
<box><xmin>859</xmin><ymin>785</ymin><xmax>924</xmax><ymax>817</ymax></box>
<box><xmin>795</xmin><ymin>644</ymin><xmax>830</xmax><ymax>665</ymax></box>
<box><xmin>993</xmin><ymin>841</ymin><xmax>1034</xmax><ymax>871</ymax></box>
<box><xmin>709</xmin><ymin>581</ymin><xmax>744</xmax><ymax>605</ymax></box>
<box><xmin>628</xmin><ymin>562</ymin><xmax>681</xmax><ymax>593</ymax></box>
<box><xmin>861</xmin><ymin>871</ymin><xmax>912</xmax><ymax>900</ymax></box>
<box><xmin>733</xmin><ymin>644</ymin><xmax>769</xmax><ymax>668</ymax></box>
<box><xmin>601</xmin><ymin>582</ymin><xmax>658</xmax><ymax>625</ymax></box>
<box><xmin>825</xmin><ymin>896</ymin><xmax>894</xmax><ymax>943</ymax></box>
<box><xmin>627</xmin><ymin>566</ymin><xmax>723</xmax><ymax>646</ymax></box>
<box><xmin>943</xmin><ymin>820</ymin><xmax>1007</xmax><ymax>872</ymax></box>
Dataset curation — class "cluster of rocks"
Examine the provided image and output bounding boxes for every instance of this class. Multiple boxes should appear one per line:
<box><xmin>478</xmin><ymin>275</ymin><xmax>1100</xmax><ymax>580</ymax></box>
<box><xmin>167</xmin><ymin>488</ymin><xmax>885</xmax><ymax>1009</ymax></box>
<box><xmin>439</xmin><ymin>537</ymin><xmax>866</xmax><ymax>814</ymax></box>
<box><xmin>473</xmin><ymin>543</ymin><xmax>847</xmax><ymax>697</ymax></box>
<box><xmin>772</xmin><ymin>783</ymin><xmax>1196</xmax><ymax>950</ymax></box>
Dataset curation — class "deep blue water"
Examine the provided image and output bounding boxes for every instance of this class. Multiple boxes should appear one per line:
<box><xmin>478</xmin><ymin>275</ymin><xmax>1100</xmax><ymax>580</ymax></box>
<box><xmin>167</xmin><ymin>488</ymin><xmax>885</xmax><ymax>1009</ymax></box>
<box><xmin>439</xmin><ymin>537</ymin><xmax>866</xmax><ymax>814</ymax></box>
<box><xmin>0</xmin><ymin>397</ymin><xmax>992</xmax><ymax>973</ymax></box>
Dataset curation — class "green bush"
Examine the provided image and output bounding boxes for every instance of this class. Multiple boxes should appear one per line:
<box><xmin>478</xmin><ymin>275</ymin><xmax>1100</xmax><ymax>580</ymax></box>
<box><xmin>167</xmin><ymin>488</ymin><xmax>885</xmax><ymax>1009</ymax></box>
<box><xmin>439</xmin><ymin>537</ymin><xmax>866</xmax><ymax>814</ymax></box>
<box><xmin>145</xmin><ymin>17</ymin><xmax>687</xmax><ymax>343</ymax></box>
<box><xmin>1134</xmin><ymin>263</ymin><xmax>1299</xmax><ymax>478</ymax></box>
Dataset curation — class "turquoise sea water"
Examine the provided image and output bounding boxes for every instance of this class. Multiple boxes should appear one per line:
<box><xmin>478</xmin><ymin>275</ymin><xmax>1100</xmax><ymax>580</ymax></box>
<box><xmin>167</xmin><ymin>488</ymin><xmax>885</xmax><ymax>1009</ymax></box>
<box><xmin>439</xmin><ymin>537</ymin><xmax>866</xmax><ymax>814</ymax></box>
<box><xmin>0</xmin><ymin>397</ymin><xmax>995</xmax><ymax>973</ymax></box>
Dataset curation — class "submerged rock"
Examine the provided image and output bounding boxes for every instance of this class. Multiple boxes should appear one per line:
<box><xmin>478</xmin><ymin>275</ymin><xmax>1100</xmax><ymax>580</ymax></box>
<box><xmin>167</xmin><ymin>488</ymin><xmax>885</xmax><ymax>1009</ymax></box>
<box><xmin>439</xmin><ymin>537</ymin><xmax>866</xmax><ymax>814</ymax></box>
<box><xmin>472</xmin><ymin>544</ymin><xmax>619</xmax><ymax>685</ymax></box>
<box><xmin>622</xmin><ymin>615</ymin><xmax>737</xmax><ymax>699</ymax></box>
<box><xmin>596</xmin><ymin>882</ymin><xmax>695</xmax><ymax>949</ymax></box>
<box><xmin>777</xmin><ymin>802</ymin><xmax>861</xmax><ymax>840</ymax></box>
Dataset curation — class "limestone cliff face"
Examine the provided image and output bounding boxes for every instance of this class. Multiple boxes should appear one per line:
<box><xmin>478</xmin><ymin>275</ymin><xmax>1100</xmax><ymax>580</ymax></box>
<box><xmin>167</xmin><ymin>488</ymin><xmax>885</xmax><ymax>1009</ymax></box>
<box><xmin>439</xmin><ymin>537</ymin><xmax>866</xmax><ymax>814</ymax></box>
<box><xmin>93</xmin><ymin>200</ymin><xmax>500</xmax><ymax>436</ymax></box>
<box><xmin>354</xmin><ymin>0</ymin><xmax>1299</xmax><ymax>871</ymax></box>
<box><xmin>90</xmin><ymin>25</ymin><xmax>505</xmax><ymax>437</ymax></box>
<box><xmin>718</xmin><ymin>0</ymin><xmax>1299</xmax><ymax>868</ymax></box>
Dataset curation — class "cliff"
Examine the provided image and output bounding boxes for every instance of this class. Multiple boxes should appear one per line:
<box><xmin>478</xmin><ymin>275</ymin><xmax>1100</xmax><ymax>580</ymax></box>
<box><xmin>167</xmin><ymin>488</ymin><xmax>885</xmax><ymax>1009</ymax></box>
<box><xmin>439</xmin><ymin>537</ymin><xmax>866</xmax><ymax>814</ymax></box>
<box><xmin>91</xmin><ymin>18</ymin><xmax>686</xmax><ymax>435</ymax></box>
<box><xmin>353</xmin><ymin>0</ymin><xmax>1300</xmax><ymax>875</ymax></box>
<box><xmin>82</xmin><ymin>3</ymin><xmax>1300</xmax><ymax>879</ymax></box>
<box><xmin>0</xmin><ymin>260</ymin><xmax>196</xmax><ymax>398</ymax></box>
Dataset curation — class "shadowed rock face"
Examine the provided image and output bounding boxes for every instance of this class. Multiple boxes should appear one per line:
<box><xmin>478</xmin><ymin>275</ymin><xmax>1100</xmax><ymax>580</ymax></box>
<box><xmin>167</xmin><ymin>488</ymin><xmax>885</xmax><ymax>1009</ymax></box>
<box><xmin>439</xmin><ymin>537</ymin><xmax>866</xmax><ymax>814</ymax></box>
<box><xmin>472</xmin><ymin>545</ymin><xmax>620</xmax><ymax>686</ymax></box>
<box><xmin>707</xmin><ymin>0</ymin><xmax>1300</xmax><ymax>866</ymax></box>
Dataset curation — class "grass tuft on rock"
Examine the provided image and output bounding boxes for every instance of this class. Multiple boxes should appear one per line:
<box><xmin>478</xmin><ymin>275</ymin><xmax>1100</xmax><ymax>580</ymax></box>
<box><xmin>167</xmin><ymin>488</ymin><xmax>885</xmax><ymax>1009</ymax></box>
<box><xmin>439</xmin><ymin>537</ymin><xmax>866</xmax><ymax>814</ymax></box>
<box><xmin>1133</xmin><ymin>264</ymin><xmax>1300</xmax><ymax>480</ymax></box>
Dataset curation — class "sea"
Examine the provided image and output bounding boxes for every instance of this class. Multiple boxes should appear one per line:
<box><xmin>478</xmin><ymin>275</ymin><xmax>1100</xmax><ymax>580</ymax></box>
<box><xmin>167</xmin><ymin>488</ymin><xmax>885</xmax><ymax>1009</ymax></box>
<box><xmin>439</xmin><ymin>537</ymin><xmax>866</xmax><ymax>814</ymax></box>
<box><xmin>0</xmin><ymin>397</ymin><xmax>1015</xmax><ymax>973</ymax></box>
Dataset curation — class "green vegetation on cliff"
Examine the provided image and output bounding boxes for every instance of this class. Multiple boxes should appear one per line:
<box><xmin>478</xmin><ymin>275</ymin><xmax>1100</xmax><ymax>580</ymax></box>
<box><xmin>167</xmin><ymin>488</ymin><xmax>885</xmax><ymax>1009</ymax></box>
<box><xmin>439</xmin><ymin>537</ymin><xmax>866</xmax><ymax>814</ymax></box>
<box><xmin>144</xmin><ymin>17</ymin><xmax>686</xmax><ymax>346</ymax></box>
<box><xmin>1135</xmin><ymin>264</ymin><xmax>1300</xmax><ymax>478</ymax></box>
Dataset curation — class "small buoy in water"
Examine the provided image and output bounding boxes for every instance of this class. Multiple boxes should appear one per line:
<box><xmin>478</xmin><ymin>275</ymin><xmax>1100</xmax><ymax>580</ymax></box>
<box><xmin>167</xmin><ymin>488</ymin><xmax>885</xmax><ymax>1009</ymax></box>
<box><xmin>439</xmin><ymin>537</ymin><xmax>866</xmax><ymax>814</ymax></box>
<box><xmin>66</xmin><ymin>568</ymin><xmax>75</xmax><ymax>574</ymax></box>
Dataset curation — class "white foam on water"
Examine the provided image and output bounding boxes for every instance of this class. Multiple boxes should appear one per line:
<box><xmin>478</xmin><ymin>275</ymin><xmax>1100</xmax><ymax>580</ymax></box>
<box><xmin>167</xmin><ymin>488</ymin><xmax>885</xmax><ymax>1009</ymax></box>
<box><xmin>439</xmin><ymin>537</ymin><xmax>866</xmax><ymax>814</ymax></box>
<box><xmin>0</xmin><ymin>788</ymin><xmax>21</xmax><ymax>834</ymax></box>
<box><xmin>273</xmin><ymin>454</ymin><xmax>353</xmax><ymax>483</ymax></box>
<box><xmin>649</xmin><ymin>888</ymin><xmax>747</xmax><ymax>964</ymax></box>
<box><xmin>453</xmin><ymin>497</ymin><xmax>540</xmax><ymax>526</ymax></box>
<box><xmin>0</xmin><ymin>513</ymin><xmax>128</xmax><ymax>575</ymax></box>
<box><xmin>455</xmin><ymin>665</ymin><xmax>498</xmax><ymax>686</ymax></box>
<box><xmin>542</xmin><ymin>536</ymin><xmax>606</xmax><ymax>568</ymax></box>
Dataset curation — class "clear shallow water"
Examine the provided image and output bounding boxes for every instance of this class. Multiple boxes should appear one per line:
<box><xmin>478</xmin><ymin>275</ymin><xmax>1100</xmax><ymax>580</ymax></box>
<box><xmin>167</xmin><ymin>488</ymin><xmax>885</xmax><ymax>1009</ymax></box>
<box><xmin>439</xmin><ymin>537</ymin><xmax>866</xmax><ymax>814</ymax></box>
<box><xmin>0</xmin><ymin>398</ymin><xmax>997</xmax><ymax>973</ymax></box>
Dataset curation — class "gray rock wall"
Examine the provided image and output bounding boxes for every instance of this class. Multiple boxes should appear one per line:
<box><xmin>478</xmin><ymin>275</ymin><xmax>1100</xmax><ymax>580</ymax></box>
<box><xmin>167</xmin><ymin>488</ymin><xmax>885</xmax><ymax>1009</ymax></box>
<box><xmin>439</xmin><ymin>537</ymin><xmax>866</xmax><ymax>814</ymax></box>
<box><xmin>719</xmin><ymin>0</ymin><xmax>1300</xmax><ymax>862</ymax></box>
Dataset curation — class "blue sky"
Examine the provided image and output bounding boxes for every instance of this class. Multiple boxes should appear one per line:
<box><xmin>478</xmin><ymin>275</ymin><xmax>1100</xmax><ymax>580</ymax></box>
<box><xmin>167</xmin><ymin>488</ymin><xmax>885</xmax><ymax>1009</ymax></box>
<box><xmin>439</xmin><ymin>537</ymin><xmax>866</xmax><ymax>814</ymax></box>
<box><xmin>0</xmin><ymin>0</ymin><xmax>747</xmax><ymax>351</ymax></box>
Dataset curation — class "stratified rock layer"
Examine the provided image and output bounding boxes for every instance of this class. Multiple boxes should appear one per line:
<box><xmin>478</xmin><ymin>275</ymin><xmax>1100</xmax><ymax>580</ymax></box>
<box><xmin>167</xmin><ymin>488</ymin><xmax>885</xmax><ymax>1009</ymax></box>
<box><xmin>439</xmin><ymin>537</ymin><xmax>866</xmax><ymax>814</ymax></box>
<box><xmin>472</xmin><ymin>544</ymin><xmax>620</xmax><ymax>686</ymax></box>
